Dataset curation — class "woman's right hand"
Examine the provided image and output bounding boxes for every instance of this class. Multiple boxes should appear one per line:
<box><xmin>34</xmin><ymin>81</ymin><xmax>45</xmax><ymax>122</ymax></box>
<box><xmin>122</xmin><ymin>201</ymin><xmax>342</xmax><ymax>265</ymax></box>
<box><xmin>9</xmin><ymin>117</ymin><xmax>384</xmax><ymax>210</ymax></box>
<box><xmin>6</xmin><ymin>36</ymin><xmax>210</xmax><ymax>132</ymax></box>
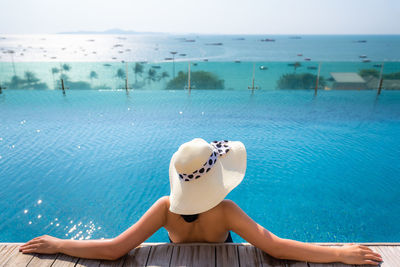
<box><xmin>19</xmin><ymin>235</ymin><xmax>61</xmax><ymax>254</ymax></box>
<box><xmin>339</xmin><ymin>244</ymin><xmax>382</xmax><ymax>265</ymax></box>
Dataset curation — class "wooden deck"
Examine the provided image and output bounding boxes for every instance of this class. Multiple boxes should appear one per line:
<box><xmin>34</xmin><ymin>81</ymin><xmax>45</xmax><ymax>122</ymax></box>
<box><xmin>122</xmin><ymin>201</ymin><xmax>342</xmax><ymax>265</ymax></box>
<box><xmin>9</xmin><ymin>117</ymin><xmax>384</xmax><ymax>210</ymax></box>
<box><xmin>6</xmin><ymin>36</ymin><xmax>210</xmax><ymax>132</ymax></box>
<box><xmin>1</xmin><ymin>243</ymin><xmax>399</xmax><ymax>267</ymax></box>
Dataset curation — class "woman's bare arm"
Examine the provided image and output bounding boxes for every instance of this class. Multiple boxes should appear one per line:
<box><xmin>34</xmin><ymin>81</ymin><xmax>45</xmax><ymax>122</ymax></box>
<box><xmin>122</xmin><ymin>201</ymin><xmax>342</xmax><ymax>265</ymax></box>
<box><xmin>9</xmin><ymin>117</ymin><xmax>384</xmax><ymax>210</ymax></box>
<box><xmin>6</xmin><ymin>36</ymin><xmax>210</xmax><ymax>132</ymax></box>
<box><xmin>223</xmin><ymin>200</ymin><xmax>382</xmax><ymax>265</ymax></box>
<box><xmin>20</xmin><ymin>196</ymin><xmax>168</xmax><ymax>260</ymax></box>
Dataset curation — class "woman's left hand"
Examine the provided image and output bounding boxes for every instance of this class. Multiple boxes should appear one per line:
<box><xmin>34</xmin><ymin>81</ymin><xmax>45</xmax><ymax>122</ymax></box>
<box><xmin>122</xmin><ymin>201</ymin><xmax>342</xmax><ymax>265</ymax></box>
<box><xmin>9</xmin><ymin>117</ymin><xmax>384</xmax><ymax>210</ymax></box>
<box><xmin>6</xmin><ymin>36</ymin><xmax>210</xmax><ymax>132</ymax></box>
<box><xmin>19</xmin><ymin>235</ymin><xmax>61</xmax><ymax>254</ymax></box>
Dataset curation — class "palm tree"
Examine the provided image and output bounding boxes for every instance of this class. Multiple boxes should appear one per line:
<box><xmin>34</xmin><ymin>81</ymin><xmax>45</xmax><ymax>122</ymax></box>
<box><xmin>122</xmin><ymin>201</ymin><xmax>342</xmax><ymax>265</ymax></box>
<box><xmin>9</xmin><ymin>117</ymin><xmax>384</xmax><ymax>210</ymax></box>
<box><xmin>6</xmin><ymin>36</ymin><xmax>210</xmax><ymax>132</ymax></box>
<box><xmin>51</xmin><ymin>67</ymin><xmax>59</xmax><ymax>89</ymax></box>
<box><xmin>24</xmin><ymin>71</ymin><xmax>39</xmax><ymax>87</ymax></box>
<box><xmin>158</xmin><ymin>71</ymin><xmax>169</xmax><ymax>82</ymax></box>
<box><xmin>133</xmin><ymin>63</ymin><xmax>144</xmax><ymax>83</ymax></box>
<box><xmin>89</xmin><ymin>71</ymin><xmax>98</xmax><ymax>87</ymax></box>
<box><xmin>146</xmin><ymin>69</ymin><xmax>157</xmax><ymax>84</ymax></box>
<box><xmin>62</xmin><ymin>64</ymin><xmax>71</xmax><ymax>72</ymax></box>
<box><xmin>116</xmin><ymin>68</ymin><xmax>126</xmax><ymax>80</ymax></box>
<box><xmin>293</xmin><ymin>62</ymin><xmax>301</xmax><ymax>73</ymax></box>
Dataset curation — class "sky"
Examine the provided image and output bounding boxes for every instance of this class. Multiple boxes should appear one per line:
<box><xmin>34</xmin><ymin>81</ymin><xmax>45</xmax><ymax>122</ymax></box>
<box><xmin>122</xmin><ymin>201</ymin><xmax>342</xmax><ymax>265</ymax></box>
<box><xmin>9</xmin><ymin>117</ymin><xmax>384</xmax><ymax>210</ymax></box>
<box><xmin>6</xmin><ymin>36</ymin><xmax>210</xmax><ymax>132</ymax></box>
<box><xmin>0</xmin><ymin>0</ymin><xmax>399</xmax><ymax>34</ymax></box>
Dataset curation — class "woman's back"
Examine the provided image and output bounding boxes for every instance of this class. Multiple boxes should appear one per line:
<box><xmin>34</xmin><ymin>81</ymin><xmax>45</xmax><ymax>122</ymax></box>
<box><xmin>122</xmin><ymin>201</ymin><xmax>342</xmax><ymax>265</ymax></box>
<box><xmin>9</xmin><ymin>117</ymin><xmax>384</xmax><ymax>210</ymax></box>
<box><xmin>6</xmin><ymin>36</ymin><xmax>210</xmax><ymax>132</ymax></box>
<box><xmin>164</xmin><ymin>196</ymin><xmax>231</xmax><ymax>243</ymax></box>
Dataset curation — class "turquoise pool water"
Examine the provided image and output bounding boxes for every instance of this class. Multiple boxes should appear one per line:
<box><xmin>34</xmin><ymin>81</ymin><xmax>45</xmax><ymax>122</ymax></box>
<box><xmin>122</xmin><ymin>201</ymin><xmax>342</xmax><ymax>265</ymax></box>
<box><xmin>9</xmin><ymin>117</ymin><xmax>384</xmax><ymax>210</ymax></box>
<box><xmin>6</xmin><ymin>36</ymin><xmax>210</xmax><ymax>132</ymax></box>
<box><xmin>0</xmin><ymin>89</ymin><xmax>399</xmax><ymax>242</ymax></box>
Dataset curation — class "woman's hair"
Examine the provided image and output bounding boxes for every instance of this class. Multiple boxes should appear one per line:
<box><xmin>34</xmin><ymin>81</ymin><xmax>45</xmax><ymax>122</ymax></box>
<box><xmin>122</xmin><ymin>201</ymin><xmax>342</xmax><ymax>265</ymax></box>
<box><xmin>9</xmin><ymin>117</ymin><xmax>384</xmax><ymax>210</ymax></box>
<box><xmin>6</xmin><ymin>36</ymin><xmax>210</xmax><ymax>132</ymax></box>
<box><xmin>181</xmin><ymin>214</ymin><xmax>199</xmax><ymax>223</ymax></box>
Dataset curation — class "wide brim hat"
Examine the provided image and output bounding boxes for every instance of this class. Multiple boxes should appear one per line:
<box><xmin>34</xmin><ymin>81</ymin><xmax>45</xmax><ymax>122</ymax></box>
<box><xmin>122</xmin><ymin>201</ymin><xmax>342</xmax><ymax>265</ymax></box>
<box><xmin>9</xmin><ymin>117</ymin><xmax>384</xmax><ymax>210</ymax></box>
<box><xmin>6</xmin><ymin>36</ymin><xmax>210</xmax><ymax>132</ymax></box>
<box><xmin>169</xmin><ymin>138</ymin><xmax>246</xmax><ymax>215</ymax></box>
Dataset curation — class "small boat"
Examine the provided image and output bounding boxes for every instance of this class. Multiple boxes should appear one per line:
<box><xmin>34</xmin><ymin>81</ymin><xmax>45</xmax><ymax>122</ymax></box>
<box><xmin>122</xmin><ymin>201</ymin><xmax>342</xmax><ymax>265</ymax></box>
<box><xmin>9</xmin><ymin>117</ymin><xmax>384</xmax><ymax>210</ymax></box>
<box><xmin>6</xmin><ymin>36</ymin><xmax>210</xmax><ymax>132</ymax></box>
<box><xmin>113</xmin><ymin>44</ymin><xmax>123</xmax><ymax>47</ymax></box>
<box><xmin>362</xmin><ymin>59</ymin><xmax>371</xmax><ymax>63</ymax></box>
<box><xmin>297</xmin><ymin>54</ymin><xmax>303</xmax><ymax>57</ymax></box>
<box><xmin>184</xmin><ymin>39</ymin><xmax>196</xmax><ymax>42</ymax></box>
<box><xmin>373</xmin><ymin>64</ymin><xmax>382</xmax><ymax>68</ymax></box>
<box><xmin>356</xmin><ymin>40</ymin><xmax>367</xmax><ymax>43</ymax></box>
<box><xmin>233</xmin><ymin>38</ymin><xmax>245</xmax><ymax>41</ymax></box>
<box><xmin>164</xmin><ymin>57</ymin><xmax>173</xmax><ymax>60</ymax></box>
<box><xmin>179</xmin><ymin>54</ymin><xmax>187</xmax><ymax>56</ymax></box>
<box><xmin>261</xmin><ymin>38</ymin><xmax>275</xmax><ymax>42</ymax></box>
<box><xmin>103</xmin><ymin>64</ymin><xmax>112</xmax><ymax>67</ymax></box>
<box><xmin>307</xmin><ymin>66</ymin><xmax>317</xmax><ymax>70</ymax></box>
<box><xmin>259</xmin><ymin>66</ymin><xmax>268</xmax><ymax>70</ymax></box>
<box><xmin>205</xmin><ymin>43</ymin><xmax>223</xmax><ymax>46</ymax></box>
<box><xmin>87</xmin><ymin>39</ymin><xmax>95</xmax><ymax>42</ymax></box>
<box><xmin>193</xmin><ymin>63</ymin><xmax>198</xmax><ymax>66</ymax></box>
<box><xmin>112</xmin><ymin>57</ymin><xmax>117</xmax><ymax>60</ymax></box>
<box><xmin>304</xmin><ymin>58</ymin><xmax>311</xmax><ymax>61</ymax></box>
<box><xmin>359</xmin><ymin>55</ymin><xmax>367</xmax><ymax>58</ymax></box>
<box><xmin>203</xmin><ymin>59</ymin><xmax>209</xmax><ymax>62</ymax></box>
<box><xmin>140</xmin><ymin>61</ymin><xmax>148</xmax><ymax>64</ymax></box>
<box><xmin>151</xmin><ymin>66</ymin><xmax>161</xmax><ymax>69</ymax></box>
<box><xmin>234</xmin><ymin>60</ymin><xmax>241</xmax><ymax>63</ymax></box>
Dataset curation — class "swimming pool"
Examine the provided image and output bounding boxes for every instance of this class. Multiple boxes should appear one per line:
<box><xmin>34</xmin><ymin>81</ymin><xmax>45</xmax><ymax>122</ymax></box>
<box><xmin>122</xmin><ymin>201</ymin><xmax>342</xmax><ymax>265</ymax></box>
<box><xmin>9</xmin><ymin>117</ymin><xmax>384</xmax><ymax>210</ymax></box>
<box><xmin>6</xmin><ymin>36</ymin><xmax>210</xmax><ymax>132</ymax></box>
<box><xmin>0</xmin><ymin>89</ymin><xmax>399</xmax><ymax>243</ymax></box>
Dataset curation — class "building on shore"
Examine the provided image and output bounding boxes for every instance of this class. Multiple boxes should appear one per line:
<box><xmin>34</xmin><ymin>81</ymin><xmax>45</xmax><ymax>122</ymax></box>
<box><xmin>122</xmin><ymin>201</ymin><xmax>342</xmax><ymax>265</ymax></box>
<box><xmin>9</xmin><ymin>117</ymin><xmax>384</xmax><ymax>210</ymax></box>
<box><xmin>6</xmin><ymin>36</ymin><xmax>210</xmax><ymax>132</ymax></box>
<box><xmin>330</xmin><ymin>72</ymin><xmax>367</xmax><ymax>90</ymax></box>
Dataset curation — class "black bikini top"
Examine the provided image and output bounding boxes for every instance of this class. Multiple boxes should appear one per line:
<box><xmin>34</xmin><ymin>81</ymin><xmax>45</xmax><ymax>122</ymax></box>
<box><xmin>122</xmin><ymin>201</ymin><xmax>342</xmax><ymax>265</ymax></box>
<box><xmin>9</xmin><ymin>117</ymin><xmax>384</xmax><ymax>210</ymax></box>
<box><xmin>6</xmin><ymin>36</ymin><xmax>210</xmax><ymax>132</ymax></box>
<box><xmin>168</xmin><ymin>231</ymin><xmax>233</xmax><ymax>243</ymax></box>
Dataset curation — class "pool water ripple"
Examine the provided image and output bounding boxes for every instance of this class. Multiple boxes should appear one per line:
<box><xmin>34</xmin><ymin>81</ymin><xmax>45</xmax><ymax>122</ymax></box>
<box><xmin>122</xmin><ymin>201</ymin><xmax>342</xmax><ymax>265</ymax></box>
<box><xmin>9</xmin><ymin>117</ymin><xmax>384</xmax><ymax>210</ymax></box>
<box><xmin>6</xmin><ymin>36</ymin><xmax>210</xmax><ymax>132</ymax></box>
<box><xmin>0</xmin><ymin>89</ymin><xmax>399</xmax><ymax>242</ymax></box>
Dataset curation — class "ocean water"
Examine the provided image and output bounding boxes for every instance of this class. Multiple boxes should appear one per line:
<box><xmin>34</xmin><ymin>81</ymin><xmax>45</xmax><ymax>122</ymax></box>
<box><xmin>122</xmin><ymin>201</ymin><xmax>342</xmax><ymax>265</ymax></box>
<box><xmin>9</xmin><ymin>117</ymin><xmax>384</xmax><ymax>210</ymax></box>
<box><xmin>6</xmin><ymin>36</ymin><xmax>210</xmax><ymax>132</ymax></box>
<box><xmin>0</xmin><ymin>89</ymin><xmax>399</xmax><ymax>243</ymax></box>
<box><xmin>1</xmin><ymin>34</ymin><xmax>400</xmax><ymax>63</ymax></box>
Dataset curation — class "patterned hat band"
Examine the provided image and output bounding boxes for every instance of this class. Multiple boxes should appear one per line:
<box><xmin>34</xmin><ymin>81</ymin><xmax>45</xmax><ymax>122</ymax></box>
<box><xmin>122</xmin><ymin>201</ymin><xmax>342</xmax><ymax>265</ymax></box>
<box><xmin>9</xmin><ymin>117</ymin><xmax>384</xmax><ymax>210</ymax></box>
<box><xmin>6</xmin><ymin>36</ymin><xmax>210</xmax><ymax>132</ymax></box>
<box><xmin>179</xmin><ymin>140</ymin><xmax>231</xmax><ymax>182</ymax></box>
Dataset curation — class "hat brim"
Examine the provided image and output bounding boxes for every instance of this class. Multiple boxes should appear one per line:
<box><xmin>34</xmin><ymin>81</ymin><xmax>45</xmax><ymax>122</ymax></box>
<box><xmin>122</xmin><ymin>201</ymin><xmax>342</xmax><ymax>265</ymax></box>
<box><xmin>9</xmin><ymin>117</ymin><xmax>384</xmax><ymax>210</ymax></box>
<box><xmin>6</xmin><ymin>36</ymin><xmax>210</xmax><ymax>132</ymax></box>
<box><xmin>169</xmin><ymin>141</ymin><xmax>246</xmax><ymax>215</ymax></box>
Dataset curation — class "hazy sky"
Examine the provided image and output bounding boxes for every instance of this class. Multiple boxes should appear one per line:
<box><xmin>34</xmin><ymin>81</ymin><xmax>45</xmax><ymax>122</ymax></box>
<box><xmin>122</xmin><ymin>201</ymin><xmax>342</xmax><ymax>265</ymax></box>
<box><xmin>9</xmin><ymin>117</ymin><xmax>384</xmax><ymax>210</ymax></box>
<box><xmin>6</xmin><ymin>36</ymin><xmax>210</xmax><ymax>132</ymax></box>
<box><xmin>1</xmin><ymin>0</ymin><xmax>399</xmax><ymax>34</ymax></box>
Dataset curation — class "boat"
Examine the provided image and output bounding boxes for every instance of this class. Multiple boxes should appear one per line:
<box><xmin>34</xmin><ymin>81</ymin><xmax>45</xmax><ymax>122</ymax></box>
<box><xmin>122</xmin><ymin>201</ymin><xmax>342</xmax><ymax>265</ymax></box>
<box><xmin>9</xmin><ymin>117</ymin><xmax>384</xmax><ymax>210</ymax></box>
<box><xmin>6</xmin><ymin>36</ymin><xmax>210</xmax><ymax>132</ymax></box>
<box><xmin>87</xmin><ymin>39</ymin><xmax>95</xmax><ymax>42</ymax></box>
<box><xmin>304</xmin><ymin>58</ymin><xmax>311</xmax><ymax>61</ymax></box>
<box><xmin>356</xmin><ymin>40</ymin><xmax>367</xmax><ymax>43</ymax></box>
<box><xmin>193</xmin><ymin>63</ymin><xmax>198</xmax><ymax>66</ymax></box>
<box><xmin>307</xmin><ymin>66</ymin><xmax>317</xmax><ymax>70</ymax></box>
<box><xmin>203</xmin><ymin>59</ymin><xmax>209</xmax><ymax>62</ymax></box>
<box><xmin>179</xmin><ymin>54</ymin><xmax>187</xmax><ymax>56</ymax></box>
<box><xmin>359</xmin><ymin>55</ymin><xmax>367</xmax><ymax>58</ymax></box>
<box><xmin>362</xmin><ymin>59</ymin><xmax>371</xmax><ymax>63</ymax></box>
<box><xmin>373</xmin><ymin>64</ymin><xmax>382</xmax><ymax>68</ymax></box>
<box><xmin>297</xmin><ymin>54</ymin><xmax>303</xmax><ymax>57</ymax></box>
<box><xmin>259</xmin><ymin>66</ymin><xmax>268</xmax><ymax>70</ymax></box>
<box><xmin>113</xmin><ymin>44</ymin><xmax>123</xmax><ymax>47</ymax></box>
<box><xmin>234</xmin><ymin>60</ymin><xmax>241</xmax><ymax>63</ymax></box>
<box><xmin>103</xmin><ymin>64</ymin><xmax>112</xmax><ymax>67</ymax></box>
<box><xmin>261</xmin><ymin>38</ymin><xmax>275</xmax><ymax>42</ymax></box>
<box><xmin>164</xmin><ymin>57</ymin><xmax>173</xmax><ymax>60</ymax></box>
<box><xmin>184</xmin><ymin>39</ymin><xmax>196</xmax><ymax>42</ymax></box>
<box><xmin>205</xmin><ymin>43</ymin><xmax>223</xmax><ymax>46</ymax></box>
<box><xmin>233</xmin><ymin>38</ymin><xmax>245</xmax><ymax>41</ymax></box>
<box><xmin>151</xmin><ymin>66</ymin><xmax>161</xmax><ymax>69</ymax></box>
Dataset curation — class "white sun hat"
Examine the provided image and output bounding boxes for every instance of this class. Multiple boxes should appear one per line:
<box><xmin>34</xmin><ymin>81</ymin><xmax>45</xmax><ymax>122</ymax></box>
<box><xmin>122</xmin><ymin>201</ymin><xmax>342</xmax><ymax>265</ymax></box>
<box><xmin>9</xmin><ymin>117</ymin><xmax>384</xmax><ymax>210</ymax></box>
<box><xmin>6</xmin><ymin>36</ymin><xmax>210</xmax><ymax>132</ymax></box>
<box><xmin>169</xmin><ymin>138</ymin><xmax>247</xmax><ymax>215</ymax></box>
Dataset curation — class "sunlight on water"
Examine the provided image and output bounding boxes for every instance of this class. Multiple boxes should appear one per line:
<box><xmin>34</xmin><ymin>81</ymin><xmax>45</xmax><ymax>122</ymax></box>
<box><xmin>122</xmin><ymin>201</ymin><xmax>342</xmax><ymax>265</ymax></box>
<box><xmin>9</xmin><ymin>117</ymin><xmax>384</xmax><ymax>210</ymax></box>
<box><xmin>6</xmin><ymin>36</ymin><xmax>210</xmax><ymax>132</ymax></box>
<box><xmin>0</xmin><ymin>89</ymin><xmax>400</xmax><ymax>243</ymax></box>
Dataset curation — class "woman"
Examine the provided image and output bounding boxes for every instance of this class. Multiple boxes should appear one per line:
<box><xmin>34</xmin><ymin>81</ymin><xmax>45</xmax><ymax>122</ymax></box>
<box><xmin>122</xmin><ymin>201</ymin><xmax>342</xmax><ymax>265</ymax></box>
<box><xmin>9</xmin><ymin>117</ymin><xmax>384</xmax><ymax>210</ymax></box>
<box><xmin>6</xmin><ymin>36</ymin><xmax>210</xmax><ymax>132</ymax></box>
<box><xmin>20</xmin><ymin>138</ymin><xmax>382</xmax><ymax>265</ymax></box>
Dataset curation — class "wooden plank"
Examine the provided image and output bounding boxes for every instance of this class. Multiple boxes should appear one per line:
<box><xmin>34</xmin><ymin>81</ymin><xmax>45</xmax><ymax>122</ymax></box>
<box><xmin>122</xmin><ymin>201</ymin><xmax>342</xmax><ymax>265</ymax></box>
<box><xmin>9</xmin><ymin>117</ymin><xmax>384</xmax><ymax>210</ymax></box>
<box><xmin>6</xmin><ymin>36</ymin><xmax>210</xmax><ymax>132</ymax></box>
<box><xmin>124</xmin><ymin>245</ymin><xmax>151</xmax><ymax>267</ymax></box>
<box><xmin>373</xmin><ymin>246</ymin><xmax>400</xmax><ymax>266</ymax></box>
<box><xmin>0</xmin><ymin>245</ymin><xmax>20</xmax><ymax>266</ymax></box>
<box><xmin>51</xmin><ymin>253</ymin><xmax>80</xmax><ymax>267</ymax></box>
<box><xmin>145</xmin><ymin>244</ymin><xmax>174</xmax><ymax>267</ymax></box>
<box><xmin>99</xmin><ymin>255</ymin><xmax>126</xmax><ymax>267</ymax></box>
<box><xmin>238</xmin><ymin>244</ymin><xmax>263</xmax><ymax>267</ymax></box>
<box><xmin>3</xmin><ymin>250</ymin><xmax>35</xmax><ymax>266</ymax></box>
<box><xmin>257</xmin><ymin>247</ymin><xmax>286</xmax><ymax>267</ymax></box>
<box><xmin>308</xmin><ymin>262</ymin><xmax>355</xmax><ymax>267</ymax></box>
<box><xmin>170</xmin><ymin>244</ymin><xmax>215</xmax><ymax>267</ymax></box>
<box><xmin>27</xmin><ymin>253</ymin><xmax>58</xmax><ymax>267</ymax></box>
<box><xmin>216</xmin><ymin>244</ymin><xmax>239</xmax><ymax>267</ymax></box>
<box><xmin>285</xmin><ymin>260</ymin><xmax>309</xmax><ymax>267</ymax></box>
<box><xmin>75</xmin><ymin>257</ymin><xmax>101</xmax><ymax>267</ymax></box>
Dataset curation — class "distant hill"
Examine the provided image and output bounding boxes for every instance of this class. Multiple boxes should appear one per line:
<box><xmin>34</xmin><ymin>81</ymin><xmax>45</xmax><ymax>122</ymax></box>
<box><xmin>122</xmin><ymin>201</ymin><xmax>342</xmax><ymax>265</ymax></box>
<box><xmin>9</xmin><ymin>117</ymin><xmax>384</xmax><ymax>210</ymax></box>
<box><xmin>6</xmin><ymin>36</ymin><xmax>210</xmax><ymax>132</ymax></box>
<box><xmin>58</xmin><ymin>28</ymin><xmax>166</xmax><ymax>35</ymax></box>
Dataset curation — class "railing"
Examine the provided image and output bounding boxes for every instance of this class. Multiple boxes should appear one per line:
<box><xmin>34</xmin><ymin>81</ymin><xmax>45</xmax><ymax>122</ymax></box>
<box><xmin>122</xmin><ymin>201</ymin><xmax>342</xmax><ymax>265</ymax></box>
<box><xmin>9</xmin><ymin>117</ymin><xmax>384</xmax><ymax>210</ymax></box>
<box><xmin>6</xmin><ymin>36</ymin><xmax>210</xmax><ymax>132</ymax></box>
<box><xmin>0</xmin><ymin>61</ymin><xmax>399</xmax><ymax>92</ymax></box>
